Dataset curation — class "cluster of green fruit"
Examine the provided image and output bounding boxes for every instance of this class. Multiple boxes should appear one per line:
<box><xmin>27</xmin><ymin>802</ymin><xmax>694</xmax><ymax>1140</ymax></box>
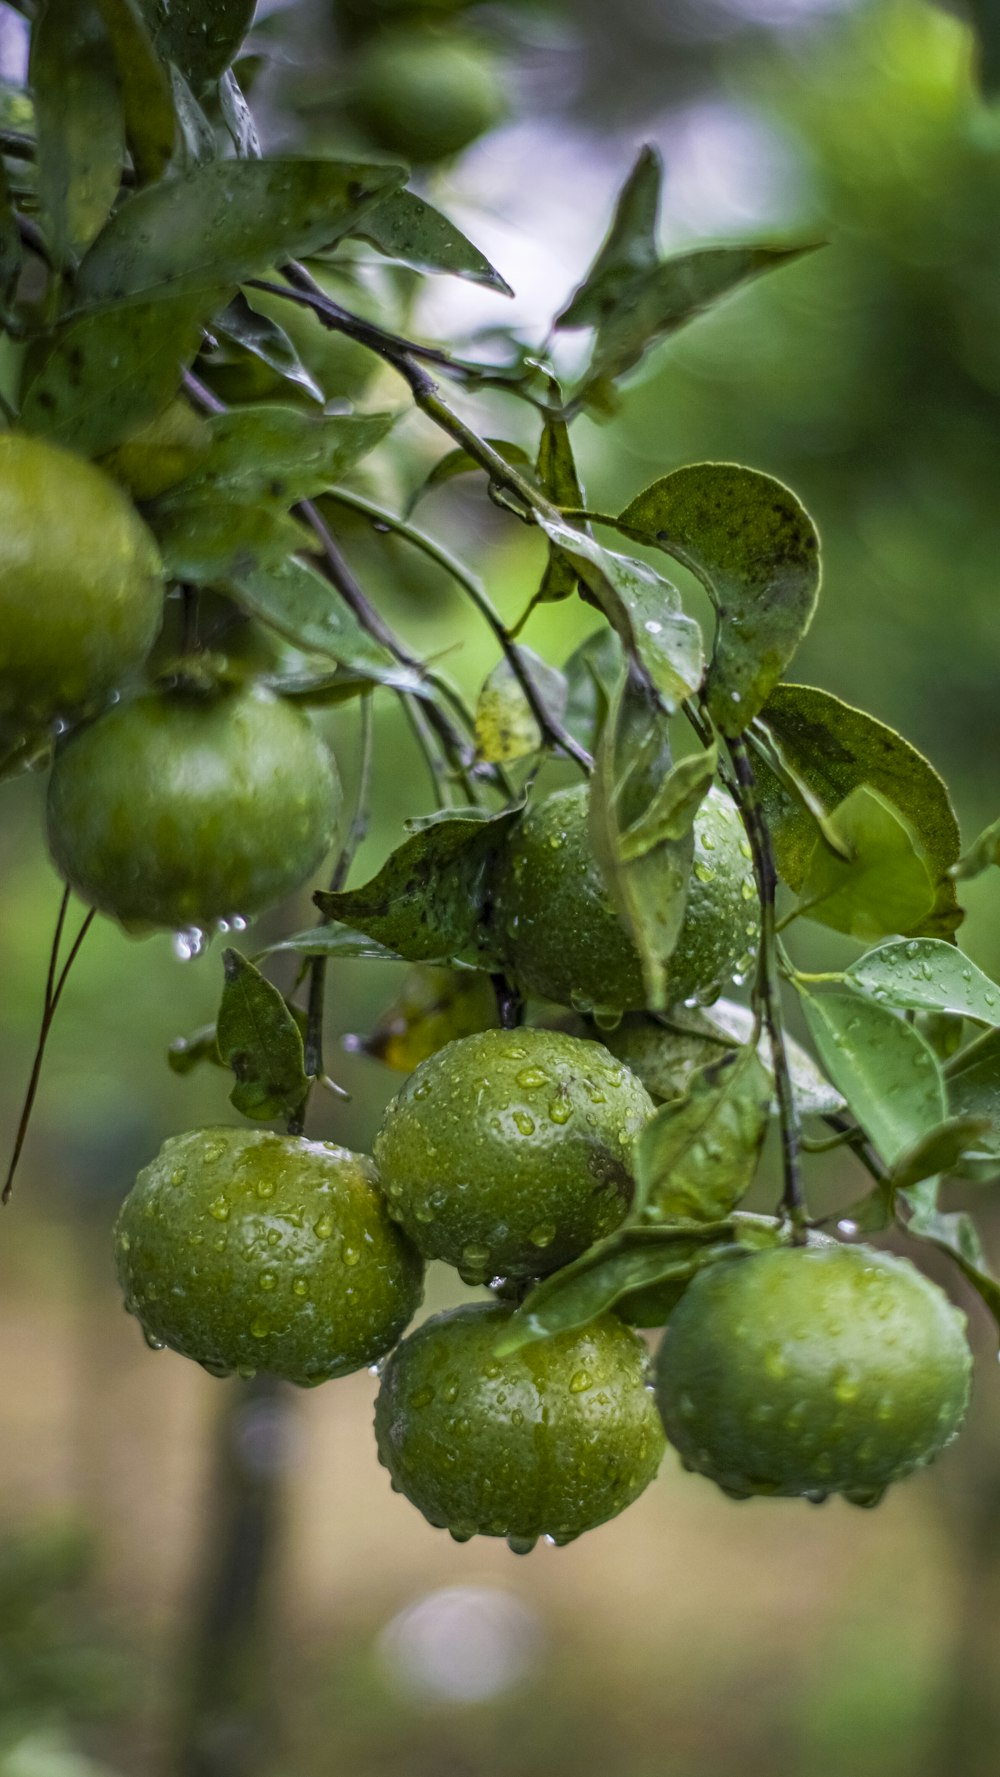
<box><xmin>111</xmin><ymin>776</ymin><xmax>972</xmax><ymax>1550</ymax></box>
<box><xmin>0</xmin><ymin>433</ymin><xmax>341</xmax><ymax>947</ymax></box>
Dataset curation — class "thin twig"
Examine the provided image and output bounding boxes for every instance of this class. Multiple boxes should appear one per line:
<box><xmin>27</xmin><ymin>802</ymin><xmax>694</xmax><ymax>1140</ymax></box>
<box><xmin>726</xmin><ymin>732</ymin><xmax>806</xmax><ymax>1231</ymax></box>
<box><xmin>324</xmin><ymin>487</ymin><xmax>593</xmax><ymax>773</ymax></box>
<box><xmin>4</xmin><ymin>896</ymin><xmax>95</xmax><ymax>1204</ymax></box>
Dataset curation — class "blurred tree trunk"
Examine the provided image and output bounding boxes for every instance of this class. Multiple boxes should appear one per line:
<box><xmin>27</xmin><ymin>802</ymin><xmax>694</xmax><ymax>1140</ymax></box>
<box><xmin>172</xmin><ymin>1374</ymin><xmax>291</xmax><ymax>1777</ymax></box>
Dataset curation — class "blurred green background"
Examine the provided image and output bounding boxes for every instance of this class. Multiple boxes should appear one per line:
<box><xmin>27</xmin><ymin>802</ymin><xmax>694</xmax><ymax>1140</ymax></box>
<box><xmin>3</xmin><ymin>0</ymin><xmax>1000</xmax><ymax>1771</ymax></box>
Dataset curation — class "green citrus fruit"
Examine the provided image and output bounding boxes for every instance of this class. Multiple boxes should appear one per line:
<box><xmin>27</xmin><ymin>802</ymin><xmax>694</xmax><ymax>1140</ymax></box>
<box><xmin>0</xmin><ymin>433</ymin><xmax>162</xmax><ymax>751</ymax></box>
<box><xmin>47</xmin><ymin>680</ymin><xmax>341</xmax><ymax>934</ymax></box>
<box><xmin>346</xmin><ymin>28</ymin><xmax>506</xmax><ymax>163</ymax></box>
<box><xmin>374</xmin><ymin>1301</ymin><xmax>666</xmax><ymax>1549</ymax></box>
<box><xmin>373</xmin><ymin>1026</ymin><xmax>654</xmax><ymax>1284</ymax></box>
<box><xmin>492</xmin><ymin>784</ymin><xmax>760</xmax><ymax>1016</ymax></box>
<box><xmin>115</xmin><ymin>1127</ymin><xmax>424</xmax><ymax>1386</ymax></box>
<box><xmin>654</xmin><ymin>1242</ymin><xmax>972</xmax><ymax>1504</ymax></box>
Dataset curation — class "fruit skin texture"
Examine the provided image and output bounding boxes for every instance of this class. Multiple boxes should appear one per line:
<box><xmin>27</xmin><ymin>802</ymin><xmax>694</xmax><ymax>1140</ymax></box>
<box><xmin>0</xmin><ymin>433</ymin><xmax>162</xmax><ymax>746</ymax></box>
<box><xmin>47</xmin><ymin>681</ymin><xmax>341</xmax><ymax>932</ymax></box>
<box><xmin>655</xmin><ymin>1242</ymin><xmax>972</xmax><ymax>1504</ymax></box>
<box><xmin>373</xmin><ymin>1027</ymin><xmax>654</xmax><ymax>1284</ymax></box>
<box><xmin>114</xmin><ymin>1127</ymin><xmax>424</xmax><ymax>1386</ymax></box>
<box><xmin>346</xmin><ymin>28</ymin><xmax>505</xmax><ymax>163</ymax></box>
<box><xmin>492</xmin><ymin>784</ymin><xmax>759</xmax><ymax>1016</ymax></box>
<box><xmin>374</xmin><ymin>1301</ymin><xmax>666</xmax><ymax>1548</ymax></box>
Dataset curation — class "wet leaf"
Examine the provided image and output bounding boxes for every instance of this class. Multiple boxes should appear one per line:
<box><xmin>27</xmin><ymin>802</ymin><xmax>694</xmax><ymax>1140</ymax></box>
<box><xmin>474</xmin><ymin>649</ymin><xmax>568</xmax><ymax>764</ymax></box>
<box><xmin>537</xmin><ymin>513</ymin><xmax>704</xmax><ymax>710</ymax></box>
<box><xmin>228</xmin><ymin>555</ymin><xmax>424</xmax><ymax>693</ymax></box>
<box><xmin>216</xmin><ymin>948</ymin><xmax>309</xmax><ymax>1121</ymax></box>
<box><xmin>218</xmin><ymin>67</ymin><xmax>260</xmax><ymax>159</ymax></box>
<box><xmin>632</xmin><ymin>1047</ymin><xmax>771</xmax><ymax>1224</ymax></box>
<box><xmin>96</xmin><ymin>0</ymin><xmax>176</xmax><ymax>184</ymax></box>
<box><xmin>534</xmin><ymin>388</ymin><xmax>586</xmax><ymax>602</ymax></box>
<box><xmin>314</xmin><ymin>808</ymin><xmax>522</xmax><ymax>967</ymax></box>
<box><xmin>150</xmin><ymin>497</ymin><xmax>311</xmax><ymax>584</ymax></box>
<box><xmin>573</xmin><ymin>242</ymin><xmax>818</xmax><ymax>396</ymax></box>
<box><xmin>620</xmin><ymin>464</ymin><xmax>820</xmax><ymax>734</ymax></box>
<box><xmin>20</xmin><ymin>293</ymin><xmax>211</xmax><ymax>458</ymax></box>
<box><xmin>847</xmin><ymin>938</ymin><xmax>1000</xmax><ymax>1026</ymax></box>
<box><xmin>588</xmin><ymin>671</ymin><xmax>693</xmax><ymax>1011</ymax></box>
<box><xmin>213</xmin><ymin>292</ymin><xmax>325</xmax><ymax>403</ymax></box>
<box><xmin>495</xmin><ymin>1222</ymin><xmax>738</xmax><ymax>1352</ymax></box>
<box><xmin>890</xmin><ymin>1116</ymin><xmax>993</xmax><ymax>1191</ymax></box>
<box><xmin>617</xmin><ymin>744</ymin><xmax>716</xmax><ymax>862</ymax></box>
<box><xmin>953</xmin><ymin>814</ymin><xmax>1000</xmax><ymax>881</ymax></box>
<box><xmin>349</xmin><ymin>966</ymin><xmax>498</xmax><ymax>1072</ymax></box>
<box><xmin>172</xmin><ymin>405</ymin><xmax>395</xmax><ymax>503</ymax></box>
<box><xmin>900</xmin><ymin>1177</ymin><xmax>1000</xmax><ymax>1339</ymax></box>
<box><xmin>795</xmin><ymin>784</ymin><xmax>936</xmax><ymax>941</ymax></box>
<box><xmin>556</xmin><ymin>144</ymin><xmax>662</xmax><ymax>331</ymax></box>
<box><xmin>407</xmin><ymin>439</ymin><xmax>532</xmax><ymax>512</ymax></box>
<box><xmin>755</xmin><ymin>684</ymin><xmax>962</xmax><ymax>939</ymax></box>
<box><xmin>139</xmin><ymin>0</ymin><xmax>256</xmax><ymax>88</ymax></box>
<box><xmin>350</xmin><ymin>189</ymin><xmax>513</xmax><ymax>294</ymax></box>
<box><xmin>0</xmin><ymin>161</ymin><xmax>22</xmax><ymax>314</ymax></box>
<box><xmin>603</xmin><ymin>1001</ymin><xmax>844</xmax><ymax>1117</ymax></box>
<box><xmin>74</xmin><ymin>158</ymin><xmax>405</xmax><ymax>309</ymax></box>
<box><xmin>257</xmin><ymin>925</ymin><xmax>406</xmax><ymax>963</ymax></box>
<box><xmin>798</xmin><ymin>987</ymin><xmax>946</xmax><ymax>1168</ymax></box>
<box><xmin>30</xmin><ymin>0</ymin><xmax>125</xmax><ymax>267</ymax></box>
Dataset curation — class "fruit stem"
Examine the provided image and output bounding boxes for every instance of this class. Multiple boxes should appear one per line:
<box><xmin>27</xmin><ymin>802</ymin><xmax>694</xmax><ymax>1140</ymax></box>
<box><xmin>324</xmin><ymin>487</ymin><xmax>593</xmax><ymax>774</ymax></box>
<box><xmin>3</xmin><ymin>889</ymin><xmax>95</xmax><ymax>1204</ymax></box>
<box><xmin>726</xmin><ymin>733</ymin><xmax>807</xmax><ymax>1234</ymax></box>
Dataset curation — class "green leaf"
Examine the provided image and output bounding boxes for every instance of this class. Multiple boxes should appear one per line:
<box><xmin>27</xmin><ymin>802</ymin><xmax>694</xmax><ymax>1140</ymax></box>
<box><xmin>495</xmin><ymin>1223</ymin><xmax>737</xmax><ymax>1352</ymax></box>
<box><xmin>847</xmin><ymin>938</ymin><xmax>1000</xmax><ymax>1026</ymax></box>
<box><xmin>900</xmin><ymin>1177</ymin><xmax>1000</xmax><ymax>1340</ymax></box>
<box><xmin>945</xmin><ymin>1027</ymin><xmax>1000</xmax><ymax>1176</ymax></box>
<box><xmin>172</xmin><ymin>405</ymin><xmax>395</xmax><ymax>503</ymax></box>
<box><xmin>534</xmin><ymin>390</ymin><xmax>586</xmax><ymax>603</ymax></box>
<box><xmin>620</xmin><ymin>463</ymin><xmax>820</xmax><ymax>735</ymax></box>
<box><xmin>632</xmin><ymin>1047</ymin><xmax>771</xmax><ymax>1224</ymax></box>
<box><xmin>606</xmin><ymin>1002</ymin><xmax>844</xmax><ymax>1118</ymax></box>
<box><xmin>169</xmin><ymin>63</ymin><xmax>217</xmax><ymax>168</ymax></box>
<box><xmin>798</xmin><ymin>987</ymin><xmax>946</xmax><ymax>1168</ymax></box>
<box><xmin>256</xmin><ymin>925</ymin><xmax>406</xmax><ymax>963</ymax></box>
<box><xmin>617</xmin><ymin>743</ymin><xmax>716</xmax><ymax>862</ymax></box>
<box><xmin>73</xmin><ymin>158</ymin><xmax>406</xmax><ymax>310</ymax></box>
<box><xmin>167</xmin><ymin>1022</ymin><xmax>223</xmax><ymax>1075</ymax></box>
<box><xmin>19</xmin><ymin>293</ymin><xmax>210</xmax><ymax>458</ymax></box>
<box><xmin>228</xmin><ymin>555</ymin><xmax>424</xmax><ymax>694</ymax></box>
<box><xmin>748</xmin><ymin>720</ymin><xmax>851</xmax><ymax>861</ymax></box>
<box><xmin>474</xmin><ymin>649</ymin><xmax>568</xmax><ymax>765</ymax></box>
<box><xmin>562</xmin><ymin>627</ymin><xmax>622</xmax><ymax>754</ymax></box>
<box><xmin>795</xmin><ymin>785</ymin><xmax>936</xmax><ymax>941</ymax></box>
<box><xmin>140</xmin><ymin>0</ymin><xmax>256</xmax><ymax>88</ymax></box>
<box><xmin>556</xmin><ymin>144</ymin><xmax>662</xmax><ymax>330</ymax></box>
<box><xmin>96</xmin><ymin>0</ymin><xmax>176</xmax><ymax>184</ymax></box>
<box><xmin>149</xmin><ymin>496</ymin><xmax>312</xmax><ymax>584</ymax></box>
<box><xmin>407</xmin><ymin>439</ymin><xmax>533</xmax><ymax>513</ymax></box>
<box><xmin>349</xmin><ymin>189</ymin><xmax>513</xmax><ymax>294</ymax></box>
<box><xmin>537</xmin><ymin>513</ymin><xmax>704</xmax><ymax>710</ymax></box>
<box><xmin>953</xmin><ymin>815</ymin><xmax>1000</xmax><ymax>881</ymax></box>
<box><xmin>890</xmin><ymin>1116</ymin><xmax>993</xmax><ymax>1191</ymax></box>
<box><xmin>213</xmin><ymin>292</ymin><xmax>325</xmax><ymax>403</ymax></box>
<box><xmin>0</xmin><ymin>161</ymin><xmax>22</xmax><ymax>315</ymax></box>
<box><xmin>218</xmin><ymin>68</ymin><xmax>260</xmax><ymax>159</ymax></box>
<box><xmin>314</xmin><ymin>808</ymin><xmax>522</xmax><ymax>968</ymax></box>
<box><xmin>30</xmin><ymin>0</ymin><xmax>125</xmax><ymax>267</ymax></box>
<box><xmin>575</xmin><ymin>242</ymin><xmax>818</xmax><ymax>397</ymax></box>
<box><xmin>348</xmin><ymin>966</ymin><xmax>498</xmax><ymax>1072</ymax></box>
<box><xmin>216</xmin><ymin>948</ymin><xmax>310</xmax><ymax>1122</ymax></box>
<box><xmin>588</xmin><ymin>671</ymin><xmax>693</xmax><ymax>1012</ymax></box>
<box><xmin>755</xmin><ymin>685</ymin><xmax>963</xmax><ymax>939</ymax></box>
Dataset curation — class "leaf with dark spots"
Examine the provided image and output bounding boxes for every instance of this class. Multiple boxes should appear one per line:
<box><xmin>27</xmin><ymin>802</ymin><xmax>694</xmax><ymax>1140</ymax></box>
<box><xmin>315</xmin><ymin>808</ymin><xmax>523</xmax><ymax>968</ymax></box>
<box><xmin>216</xmin><ymin>949</ymin><xmax>310</xmax><ymax>1121</ymax></box>
<box><xmin>620</xmin><ymin>463</ymin><xmax>820</xmax><ymax>734</ymax></box>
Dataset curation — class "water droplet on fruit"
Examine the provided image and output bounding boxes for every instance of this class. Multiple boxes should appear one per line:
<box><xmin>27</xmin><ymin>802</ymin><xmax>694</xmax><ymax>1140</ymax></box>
<box><xmin>507</xmin><ymin>1534</ymin><xmax>537</xmax><ymax>1555</ymax></box>
<box><xmin>250</xmin><ymin>1318</ymin><xmax>270</xmax><ymax>1340</ymax></box>
<box><xmin>516</xmin><ymin>1067</ymin><xmax>548</xmax><ymax>1090</ymax></box>
<box><xmin>313</xmin><ymin>1215</ymin><xmax>334</xmax><ymax>1240</ymax></box>
<box><xmin>528</xmin><ymin>1222</ymin><xmax>556</xmax><ymax>1248</ymax></box>
<box><xmin>292</xmin><ymin>1278</ymin><xmax>308</xmax><ymax>1297</ymax></box>
<box><xmin>461</xmin><ymin>1242</ymin><xmax>491</xmax><ymax>1273</ymax></box>
<box><xmin>172</xmin><ymin>926</ymin><xmax>206</xmax><ymax>962</ymax></box>
<box><xmin>142</xmin><ymin>1329</ymin><xmax>166</xmax><ymax>1351</ymax></box>
<box><xmin>569</xmin><ymin>1370</ymin><xmax>593</xmax><ymax>1394</ymax></box>
<box><xmin>342</xmin><ymin>1245</ymin><xmax>361</xmax><ymax>1268</ymax></box>
<box><xmin>410</xmin><ymin>1386</ymin><xmax>434</xmax><ymax>1408</ymax></box>
<box><xmin>512</xmin><ymin>1111</ymin><xmax>536</xmax><ymax>1136</ymax></box>
<box><xmin>208</xmin><ymin>1196</ymin><xmax>230</xmax><ymax>1222</ymax></box>
<box><xmin>548</xmin><ymin>1097</ymin><xmax>572</xmax><ymax>1125</ymax></box>
<box><xmin>259</xmin><ymin>1271</ymin><xmax>277</xmax><ymax>1292</ymax></box>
